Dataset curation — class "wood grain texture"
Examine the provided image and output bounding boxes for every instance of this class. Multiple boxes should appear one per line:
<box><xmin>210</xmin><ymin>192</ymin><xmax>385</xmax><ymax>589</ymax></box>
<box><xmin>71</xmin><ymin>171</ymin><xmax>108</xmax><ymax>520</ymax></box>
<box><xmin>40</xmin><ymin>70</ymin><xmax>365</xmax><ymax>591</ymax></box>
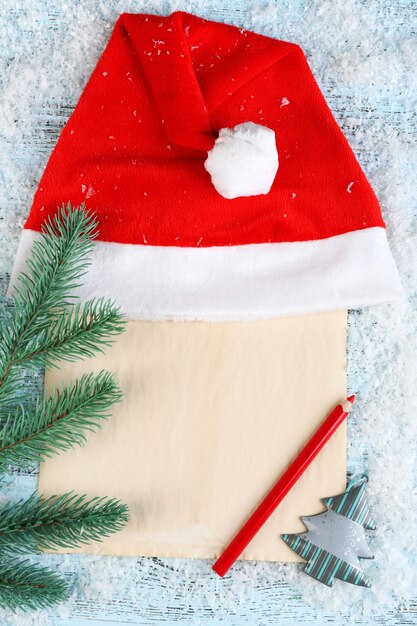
<box><xmin>0</xmin><ymin>0</ymin><xmax>416</xmax><ymax>624</ymax></box>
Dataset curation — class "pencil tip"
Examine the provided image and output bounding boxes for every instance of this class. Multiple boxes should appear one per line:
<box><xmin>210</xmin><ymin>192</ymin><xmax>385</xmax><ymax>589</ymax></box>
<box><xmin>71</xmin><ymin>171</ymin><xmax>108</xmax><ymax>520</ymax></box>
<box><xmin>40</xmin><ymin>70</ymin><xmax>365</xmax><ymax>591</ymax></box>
<box><xmin>341</xmin><ymin>395</ymin><xmax>356</xmax><ymax>412</ymax></box>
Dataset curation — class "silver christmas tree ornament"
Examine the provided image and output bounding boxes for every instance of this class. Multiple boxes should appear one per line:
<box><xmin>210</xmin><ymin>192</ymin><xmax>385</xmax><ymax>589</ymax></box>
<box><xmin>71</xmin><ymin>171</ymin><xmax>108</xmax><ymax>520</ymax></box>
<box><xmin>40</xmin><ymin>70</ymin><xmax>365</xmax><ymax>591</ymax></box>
<box><xmin>281</xmin><ymin>475</ymin><xmax>375</xmax><ymax>587</ymax></box>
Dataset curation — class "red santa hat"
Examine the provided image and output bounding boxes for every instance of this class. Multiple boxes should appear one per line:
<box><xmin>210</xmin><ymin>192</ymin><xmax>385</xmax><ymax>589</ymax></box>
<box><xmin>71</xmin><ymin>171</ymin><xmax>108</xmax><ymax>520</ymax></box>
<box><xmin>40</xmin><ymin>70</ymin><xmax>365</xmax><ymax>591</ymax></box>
<box><xmin>9</xmin><ymin>11</ymin><xmax>402</xmax><ymax>320</ymax></box>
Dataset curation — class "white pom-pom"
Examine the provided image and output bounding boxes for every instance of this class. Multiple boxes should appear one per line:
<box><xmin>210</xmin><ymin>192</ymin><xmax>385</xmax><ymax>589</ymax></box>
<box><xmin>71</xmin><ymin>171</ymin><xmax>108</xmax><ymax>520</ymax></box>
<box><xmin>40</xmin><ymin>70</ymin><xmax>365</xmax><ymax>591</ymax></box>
<box><xmin>204</xmin><ymin>122</ymin><xmax>279</xmax><ymax>199</ymax></box>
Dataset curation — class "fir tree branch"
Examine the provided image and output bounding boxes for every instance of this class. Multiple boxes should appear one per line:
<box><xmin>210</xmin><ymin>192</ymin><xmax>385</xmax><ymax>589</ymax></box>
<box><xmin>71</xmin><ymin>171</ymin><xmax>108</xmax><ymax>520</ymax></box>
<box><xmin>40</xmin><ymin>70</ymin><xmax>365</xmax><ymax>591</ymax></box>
<box><xmin>0</xmin><ymin>372</ymin><xmax>122</xmax><ymax>470</ymax></box>
<box><xmin>0</xmin><ymin>369</ymin><xmax>30</xmax><ymax>415</ymax></box>
<box><xmin>0</xmin><ymin>205</ymin><xmax>130</xmax><ymax>610</ymax></box>
<box><xmin>14</xmin><ymin>299</ymin><xmax>125</xmax><ymax>370</ymax></box>
<box><xmin>0</xmin><ymin>559</ymin><xmax>68</xmax><ymax>611</ymax></box>
<box><xmin>13</xmin><ymin>203</ymin><xmax>97</xmax><ymax>324</ymax></box>
<box><xmin>0</xmin><ymin>205</ymin><xmax>98</xmax><ymax>387</ymax></box>
<box><xmin>0</xmin><ymin>206</ymin><xmax>125</xmax><ymax>405</ymax></box>
<box><xmin>0</xmin><ymin>493</ymin><xmax>129</xmax><ymax>554</ymax></box>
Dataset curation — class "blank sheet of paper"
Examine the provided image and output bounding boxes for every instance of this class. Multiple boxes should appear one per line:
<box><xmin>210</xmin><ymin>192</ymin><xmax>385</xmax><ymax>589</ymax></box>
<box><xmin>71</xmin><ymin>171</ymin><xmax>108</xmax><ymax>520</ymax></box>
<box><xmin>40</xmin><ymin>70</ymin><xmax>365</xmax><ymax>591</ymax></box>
<box><xmin>40</xmin><ymin>310</ymin><xmax>347</xmax><ymax>561</ymax></box>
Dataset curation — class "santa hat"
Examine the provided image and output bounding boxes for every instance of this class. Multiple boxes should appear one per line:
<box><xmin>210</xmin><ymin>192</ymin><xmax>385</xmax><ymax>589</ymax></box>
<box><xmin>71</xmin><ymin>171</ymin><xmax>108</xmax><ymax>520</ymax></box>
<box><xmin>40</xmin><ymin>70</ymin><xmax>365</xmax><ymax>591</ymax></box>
<box><xmin>9</xmin><ymin>11</ymin><xmax>402</xmax><ymax>320</ymax></box>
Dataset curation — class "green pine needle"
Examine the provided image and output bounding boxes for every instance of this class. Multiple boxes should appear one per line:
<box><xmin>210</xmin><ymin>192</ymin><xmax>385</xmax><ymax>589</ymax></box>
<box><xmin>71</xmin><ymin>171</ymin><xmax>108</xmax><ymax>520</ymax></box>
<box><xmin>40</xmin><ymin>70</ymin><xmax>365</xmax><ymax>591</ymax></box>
<box><xmin>16</xmin><ymin>298</ymin><xmax>126</xmax><ymax>370</ymax></box>
<box><xmin>0</xmin><ymin>492</ymin><xmax>129</xmax><ymax>554</ymax></box>
<box><xmin>0</xmin><ymin>371</ymin><xmax>122</xmax><ymax>469</ymax></box>
<box><xmin>0</xmin><ymin>559</ymin><xmax>68</xmax><ymax>612</ymax></box>
<box><xmin>0</xmin><ymin>204</ymin><xmax>130</xmax><ymax>611</ymax></box>
<box><xmin>1</xmin><ymin>205</ymin><xmax>96</xmax><ymax>374</ymax></box>
<box><xmin>13</xmin><ymin>203</ymin><xmax>97</xmax><ymax>319</ymax></box>
<box><xmin>0</xmin><ymin>204</ymin><xmax>125</xmax><ymax>385</ymax></box>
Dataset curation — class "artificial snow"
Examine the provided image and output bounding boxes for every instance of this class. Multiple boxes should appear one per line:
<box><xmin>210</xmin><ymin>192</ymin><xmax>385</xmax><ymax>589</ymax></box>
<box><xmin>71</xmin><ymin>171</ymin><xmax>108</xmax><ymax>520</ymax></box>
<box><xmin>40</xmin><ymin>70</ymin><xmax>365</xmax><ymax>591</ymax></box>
<box><xmin>0</xmin><ymin>0</ymin><xmax>416</xmax><ymax>625</ymax></box>
<box><xmin>204</xmin><ymin>122</ymin><xmax>278</xmax><ymax>199</ymax></box>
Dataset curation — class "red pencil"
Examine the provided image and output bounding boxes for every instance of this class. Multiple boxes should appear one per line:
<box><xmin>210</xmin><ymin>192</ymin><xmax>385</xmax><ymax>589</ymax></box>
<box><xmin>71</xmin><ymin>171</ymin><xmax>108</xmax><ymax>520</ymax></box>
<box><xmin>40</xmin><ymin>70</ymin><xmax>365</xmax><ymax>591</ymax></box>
<box><xmin>212</xmin><ymin>395</ymin><xmax>355</xmax><ymax>577</ymax></box>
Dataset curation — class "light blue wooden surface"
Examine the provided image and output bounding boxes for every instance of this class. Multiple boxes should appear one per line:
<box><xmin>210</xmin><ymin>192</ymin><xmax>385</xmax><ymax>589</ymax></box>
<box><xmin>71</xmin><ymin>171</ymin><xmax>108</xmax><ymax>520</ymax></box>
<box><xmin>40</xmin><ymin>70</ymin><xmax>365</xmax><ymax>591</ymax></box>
<box><xmin>0</xmin><ymin>0</ymin><xmax>416</xmax><ymax>624</ymax></box>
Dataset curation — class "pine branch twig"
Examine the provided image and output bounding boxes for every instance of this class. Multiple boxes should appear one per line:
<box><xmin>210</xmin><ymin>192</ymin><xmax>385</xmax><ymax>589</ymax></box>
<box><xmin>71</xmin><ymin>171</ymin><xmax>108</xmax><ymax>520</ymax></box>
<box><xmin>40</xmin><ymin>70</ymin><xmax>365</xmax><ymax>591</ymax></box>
<box><xmin>0</xmin><ymin>204</ymin><xmax>130</xmax><ymax>611</ymax></box>
<box><xmin>0</xmin><ymin>204</ymin><xmax>125</xmax><ymax>392</ymax></box>
<box><xmin>0</xmin><ymin>205</ymin><xmax>97</xmax><ymax>384</ymax></box>
<box><xmin>16</xmin><ymin>298</ymin><xmax>125</xmax><ymax>370</ymax></box>
<box><xmin>0</xmin><ymin>371</ymin><xmax>122</xmax><ymax>469</ymax></box>
<box><xmin>0</xmin><ymin>493</ymin><xmax>129</xmax><ymax>554</ymax></box>
<box><xmin>0</xmin><ymin>559</ymin><xmax>68</xmax><ymax>612</ymax></box>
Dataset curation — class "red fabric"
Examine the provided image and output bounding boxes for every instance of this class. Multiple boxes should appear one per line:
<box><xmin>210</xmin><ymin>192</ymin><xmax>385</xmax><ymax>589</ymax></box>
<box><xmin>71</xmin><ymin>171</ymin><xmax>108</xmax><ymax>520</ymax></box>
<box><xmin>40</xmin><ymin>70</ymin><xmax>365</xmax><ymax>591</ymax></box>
<box><xmin>25</xmin><ymin>11</ymin><xmax>385</xmax><ymax>247</ymax></box>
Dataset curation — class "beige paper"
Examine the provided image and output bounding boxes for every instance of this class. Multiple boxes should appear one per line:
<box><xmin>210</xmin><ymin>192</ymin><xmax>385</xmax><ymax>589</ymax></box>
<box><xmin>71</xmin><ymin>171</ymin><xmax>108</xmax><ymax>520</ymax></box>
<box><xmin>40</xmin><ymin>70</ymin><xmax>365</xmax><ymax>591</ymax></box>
<box><xmin>39</xmin><ymin>310</ymin><xmax>347</xmax><ymax>561</ymax></box>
